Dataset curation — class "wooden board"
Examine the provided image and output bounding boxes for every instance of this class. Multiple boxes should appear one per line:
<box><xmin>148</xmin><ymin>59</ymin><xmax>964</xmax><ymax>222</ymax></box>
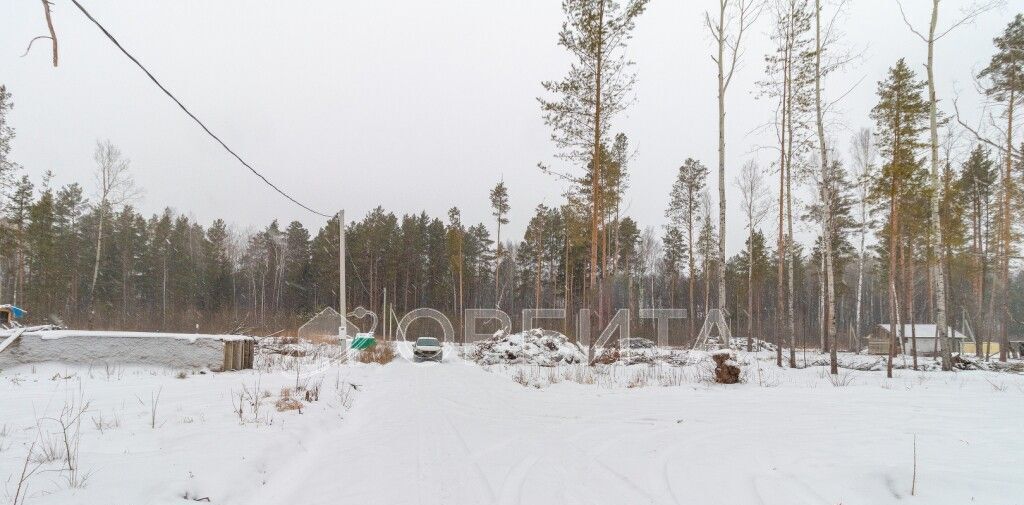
<box><xmin>0</xmin><ymin>327</ymin><xmax>26</xmax><ymax>355</ymax></box>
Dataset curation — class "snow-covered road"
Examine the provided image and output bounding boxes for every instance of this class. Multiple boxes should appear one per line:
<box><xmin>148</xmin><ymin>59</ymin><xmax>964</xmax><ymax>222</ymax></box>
<box><xmin>256</xmin><ymin>359</ymin><xmax>699</xmax><ymax>505</ymax></box>
<box><xmin>2</xmin><ymin>357</ymin><xmax>1022</xmax><ymax>504</ymax></box>
<box><xmin>247</xmin><ymin>359</ymin><xmax>1024</xmax><ymax>505</ymax></box>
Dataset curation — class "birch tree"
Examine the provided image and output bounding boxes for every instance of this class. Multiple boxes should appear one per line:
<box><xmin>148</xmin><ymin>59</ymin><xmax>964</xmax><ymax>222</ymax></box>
<box><xmin>896</xmin><ymin>0</ymin><xmax>1002</xmax><ymax>371</ymax></box>
<box><xmin>849</xmin><ymin>127</ymin><xmax>876</xmax><ymax>348</ymax></box>
<box><xmin>88</xmin><ymin>140</ymin><xmax>138</xmax><ymax>308</ymax></box>
<box><xmin>812</xmin><ymin>0</ymin><xmax>854</xmax><ymax>374</ymax></box>
<box><xmin>761</xmin><ymin>0</ymin><xmax>813</xmax><ymax>366</ymax></box>
<box><xmin>705</xmin><ymin>0</ymin><xmax>762</xmax><ymax>335</ymax></box>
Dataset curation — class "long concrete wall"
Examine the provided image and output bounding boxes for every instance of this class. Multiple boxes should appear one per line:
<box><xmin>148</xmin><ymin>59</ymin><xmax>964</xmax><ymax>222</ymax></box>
<box><xmin>0</xmin><ymin>330</ymin><xmax>246</xmax><ymax>370</ymax></box>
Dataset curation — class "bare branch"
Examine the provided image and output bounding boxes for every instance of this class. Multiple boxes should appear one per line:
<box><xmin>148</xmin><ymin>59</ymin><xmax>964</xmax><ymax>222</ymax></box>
<box><xmin>934</xmin><ymin>0</ymin><xmax>1004</xmax><ymax>41</ymax></box>
<box><xmin>41</xmin><ymin>0</ymin><xmax>58</xmax><ymax>67</ymax></box>
<box><xmin>953</xmin><ymin>96</ymin><xmax>1023</xmax><ymax>163</ymax></box>
<box><xmin>21</xmin><ymin>35</ymin><xmax>53</xmax><ymax>59</ymax></box>
<box><xmin>895</xmin><ymin>0</ymin><xmax>928</xmax><ymax>42</ymax></box>
<box><xmin>724</xmin><ymin>0</ymin><xmax>765</xmax><ymax>90</ymax></box>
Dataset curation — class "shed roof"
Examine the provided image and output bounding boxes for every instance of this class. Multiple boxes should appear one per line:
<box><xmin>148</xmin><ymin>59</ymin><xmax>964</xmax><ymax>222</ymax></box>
<box><xmin>0</xmin><ymin>305</ymin><xmax>26</xmax><ymax>318</ymax></box>
<box><xmin>876</xmin><ymin>324</ymin><xmax>967</xmax><ymax>339</ymax></box>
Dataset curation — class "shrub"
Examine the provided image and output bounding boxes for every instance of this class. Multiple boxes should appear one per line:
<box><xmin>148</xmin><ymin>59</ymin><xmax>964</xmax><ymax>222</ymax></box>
<box><xmin>357</xmin><ymin>341</ymin><xmax>396</xmax><ymax>364</ymax></box>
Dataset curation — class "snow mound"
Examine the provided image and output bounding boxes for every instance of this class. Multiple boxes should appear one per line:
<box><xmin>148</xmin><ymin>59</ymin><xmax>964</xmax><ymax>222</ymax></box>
<box><xmin>619</xmin><ymin>337</ymin><xmax>657</xmax><ymax>349</ymax></box>
<box><xmin>727</xmin><ymin>336</ymin><xmax>777</xmax><ymax>352</ymax></box>
<box><xmin>594</xmin><ymin>339</ymin><xmax>691</xmax><ymax>366</ymax></box>
<box><xmin>470</xmin><ymin>329</ymin><xmax>586</xmax><ymax>366</ymax></box>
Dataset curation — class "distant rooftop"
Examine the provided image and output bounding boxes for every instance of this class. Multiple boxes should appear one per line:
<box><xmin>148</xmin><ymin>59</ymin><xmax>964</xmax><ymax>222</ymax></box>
<box><xmin>876</xmin><ymin>324</ymin><xmax>967</xmax><ymax>339</ymax></box>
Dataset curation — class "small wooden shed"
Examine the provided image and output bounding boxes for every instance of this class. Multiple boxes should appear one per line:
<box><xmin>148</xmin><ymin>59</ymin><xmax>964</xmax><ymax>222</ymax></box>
<box><xmin>0</xmin><ymin>304</ymin><xmax>26</xmax><ymax>327</ymax></box>
<box><xmin>868</xmin><ymin>324</ymin><xmax>967</xmax><ymax>356</ymax></box>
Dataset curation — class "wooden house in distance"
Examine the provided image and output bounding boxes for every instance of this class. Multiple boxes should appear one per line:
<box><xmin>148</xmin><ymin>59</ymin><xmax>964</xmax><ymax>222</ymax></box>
<box><xmin>868</xmin><ymin>324</ymin><xmax>968</xmax><ymax>356</ymax></box>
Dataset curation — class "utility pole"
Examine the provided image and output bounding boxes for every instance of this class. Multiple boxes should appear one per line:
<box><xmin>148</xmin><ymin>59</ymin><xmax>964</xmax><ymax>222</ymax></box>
<box><xmin>339</xmin><ymin>209</ymin><xmax>347</xmax><ymax>339</ymax></box>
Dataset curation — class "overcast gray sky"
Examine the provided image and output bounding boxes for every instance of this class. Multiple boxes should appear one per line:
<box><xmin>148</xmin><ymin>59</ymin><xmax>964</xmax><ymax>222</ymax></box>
<box><xmin>1</xmin><ymin>0</ymin><xmax>1012</xmax><ymax>251</ymax></box>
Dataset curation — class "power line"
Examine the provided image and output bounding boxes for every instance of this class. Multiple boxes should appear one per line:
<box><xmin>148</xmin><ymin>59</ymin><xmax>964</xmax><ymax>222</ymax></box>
<box><xmin>69</xmin><ymin>0</ymin><xmax>332</xmax><ymax>219</ymax></box>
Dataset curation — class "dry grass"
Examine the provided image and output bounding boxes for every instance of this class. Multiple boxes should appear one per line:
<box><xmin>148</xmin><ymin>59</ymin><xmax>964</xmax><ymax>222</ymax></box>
<box><xmin>274</xmin><ymin>388</ymin><xmax>304</xmax><ymax>412</ymax></box>
<box><xmin>985</xmin><ymin>378</ymin><xmax>1009</xmax><ymax>392</ymax></box>
<box><xmin>511</xmin><ymin>368</ymin><xmax>531</xmax><ymax>387</ymax></box>
<box><xmin>255</xmin><ymin>338</ymin><xmax>347</xmax><ymax>373</ymax></box>
<box><xmin>306</xmin><ymin>333</ymin><xmax>343</xmax><ymax>345</ymax></box>
<box><xmin>626</xmin><ymin>374</ymin><xmax>648</xmax><ymax>388</ymax></box>
<box><xmin>275</xmin><ymin>397</ymin><xmax>303</xmax><ymax>412</ymax></box>
<box><xmin>821</xmin><ymin>369</ymin><xmax>857</xmax><ymax>387</ymax></box>
<box><xmin>357</xmin><ymin>341</ymin><xmax>396</xmax><ymax>364</ymax></box>
<box><xmin>501</xmin><ymin>364</ymin><xmax>689</xmax><ymax>389</ymax></box>
<box><xmin>90</xmin><ymin>412</ymin><xmax>120</xmax><ymax>434</ymax></box>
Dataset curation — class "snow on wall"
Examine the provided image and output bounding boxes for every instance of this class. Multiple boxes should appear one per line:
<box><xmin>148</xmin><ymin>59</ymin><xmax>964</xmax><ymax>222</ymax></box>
<box><xmin>0</xmin><ymin>331</ymin><xmax>233</xmax><ymax>370</ymax></box>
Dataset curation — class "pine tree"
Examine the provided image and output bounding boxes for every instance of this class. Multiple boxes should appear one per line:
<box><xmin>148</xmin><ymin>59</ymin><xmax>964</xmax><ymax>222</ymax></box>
<box><xmin>0</xmin><ymin>86</ymin><xmax>15</xmax><ymax>203</ymax></box>
<box><xmin>447</xmin><ymin>208</ymin><xmax>465</xmax><ymax>331</ymax></box>
<box><xmin>978</xmin><ymin>14</ymin><xmax>1024</xmax><ymax>361</ymax></box>
<box><xmin>5</xmin><ymin>175</ymin><xmax>34</xmax><ymax>305</ymax></box>
<box><xmin>26</xmin><ymin>173</ymin><xmax>57</xmax><ymax>315</ymax></box>
<box><xmin>695</xmin><ymin>194</ymin><xmax>718</xmax><ymax>325</ymax></box>
<box><xmin>735</xmin><ymin>229</ymin><xmax>771</xmax><ymax>344</ymax></box>
<box><xmin>283</xmin><ymin>221</ymin><xmax>312</xmax><ymax>314</ymax></box>
<box><xmin>661</xmin><ymin>226</ymin><xmax>685</xmax><ymax>307</ymax></box>
<box><xmin>958</xmin><ymin>146</ymin><xmax>997</xmax><ymax>355</ymax></box>
<box><xmin>666</xmin><ymin>158</ymin><xmax>708</xmax><ymax>341</ymax></box>
<box><xmin>489</xmin><ymin>181</ymin><xmax>510</xmax><ymax>309</ymax></box>
<box><xmin>54</xmin><ymin>183</ymin><xmax>87</xmax><ymax>315</ymax></box>
<box><xmin>539</xmin><ymin>0</ymin><xmax>648</xmax><ymax>320</ymax></box>
<box><xmin>871</xmin><ymin>58</ymin><xmax>929</xmax><ymax>377</ymax></box>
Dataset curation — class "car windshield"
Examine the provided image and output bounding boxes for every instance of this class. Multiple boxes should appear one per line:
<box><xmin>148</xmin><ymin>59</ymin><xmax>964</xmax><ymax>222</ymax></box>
<box><xmin>416</xmin><ymin>338</ymin><xmax>440</xmax><ymax>347</ymax></box>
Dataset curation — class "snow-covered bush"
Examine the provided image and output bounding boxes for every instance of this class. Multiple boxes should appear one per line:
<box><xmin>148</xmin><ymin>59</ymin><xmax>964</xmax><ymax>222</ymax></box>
<box><xmin>470</xmin><ymin>329</ymin><xmax>586</xmax><ymax>366</ymax></box>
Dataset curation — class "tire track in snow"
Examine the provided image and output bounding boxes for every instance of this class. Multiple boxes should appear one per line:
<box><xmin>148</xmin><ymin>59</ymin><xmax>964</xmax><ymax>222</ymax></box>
<box><xmin>414</xmin><ymin>363</ymin><xmax>499</xmax><ymax>504</ymax></box>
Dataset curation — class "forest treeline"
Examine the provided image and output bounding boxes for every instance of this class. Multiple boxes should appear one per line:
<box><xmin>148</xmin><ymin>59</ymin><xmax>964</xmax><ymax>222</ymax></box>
<box><xmin>2</xmin><ymin>3</ymin><xmax>1023</xmax><ymax>369</ymax></box>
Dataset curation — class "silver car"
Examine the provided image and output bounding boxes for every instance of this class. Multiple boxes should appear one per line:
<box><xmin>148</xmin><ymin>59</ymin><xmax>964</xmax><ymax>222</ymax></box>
<box><xmin>413</xmin><ymin>337</ymin><xmax>443</xmax><ymax>362</ymax></box>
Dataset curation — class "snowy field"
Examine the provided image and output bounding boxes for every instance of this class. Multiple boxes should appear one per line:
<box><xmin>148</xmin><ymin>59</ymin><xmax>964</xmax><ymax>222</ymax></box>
<box><xmin>1</xmin><ymin>346</ymin><xmax>1023</xmax><ymax>505</ymax></box>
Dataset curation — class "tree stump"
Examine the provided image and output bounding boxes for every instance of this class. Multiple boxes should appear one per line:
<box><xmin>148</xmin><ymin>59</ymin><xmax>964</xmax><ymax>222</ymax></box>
<box><xmin>711</xmin><ymin>350</ymin><xmax>741</xmax><ymax>384</ymax></box>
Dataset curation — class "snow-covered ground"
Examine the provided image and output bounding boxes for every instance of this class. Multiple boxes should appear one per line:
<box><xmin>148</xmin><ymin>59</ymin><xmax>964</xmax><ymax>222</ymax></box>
<box><xmin>1</xmin><ymin>347</ymin><xmax>1022</xmax><ymax>504</ymax></box>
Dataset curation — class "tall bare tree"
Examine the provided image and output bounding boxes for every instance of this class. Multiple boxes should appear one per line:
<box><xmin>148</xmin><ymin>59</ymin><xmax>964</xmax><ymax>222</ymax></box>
<box><xmin>705</xmin><ymin>0</ymin><xmax>763</xmax><ymax>337</ymax></box>
<box><xmin>897</xmin><ymin>0</ymin><xmax>1002</xmax><ymax>370</ymax></box>
<box><xmin>812</xmin><ymin>0</ymin><xmax>852</xmax><ymax>374</ymax></box>
<box><xmin>736</xmin><ymin>159</ymin><xmax>772</xmax><ymax>351</ymax></box>
<box><xmin>849</xmin><ymin>127</ymin><xmax>876</xmax><ymax>349</ymax></box>
<box><xmin>23</xmin><ymin>0</ymin><xmax>59</xmax><ymax>67</ymax></box>
<box><xmin>88</xmin><ymin>140</ymin><xmax>139</xmax><ymax>308</ymax></box>
<box><xmin>762</xmin><ymin>0</ymin><xmax>813</xmax><ymax>366</ymax></box>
